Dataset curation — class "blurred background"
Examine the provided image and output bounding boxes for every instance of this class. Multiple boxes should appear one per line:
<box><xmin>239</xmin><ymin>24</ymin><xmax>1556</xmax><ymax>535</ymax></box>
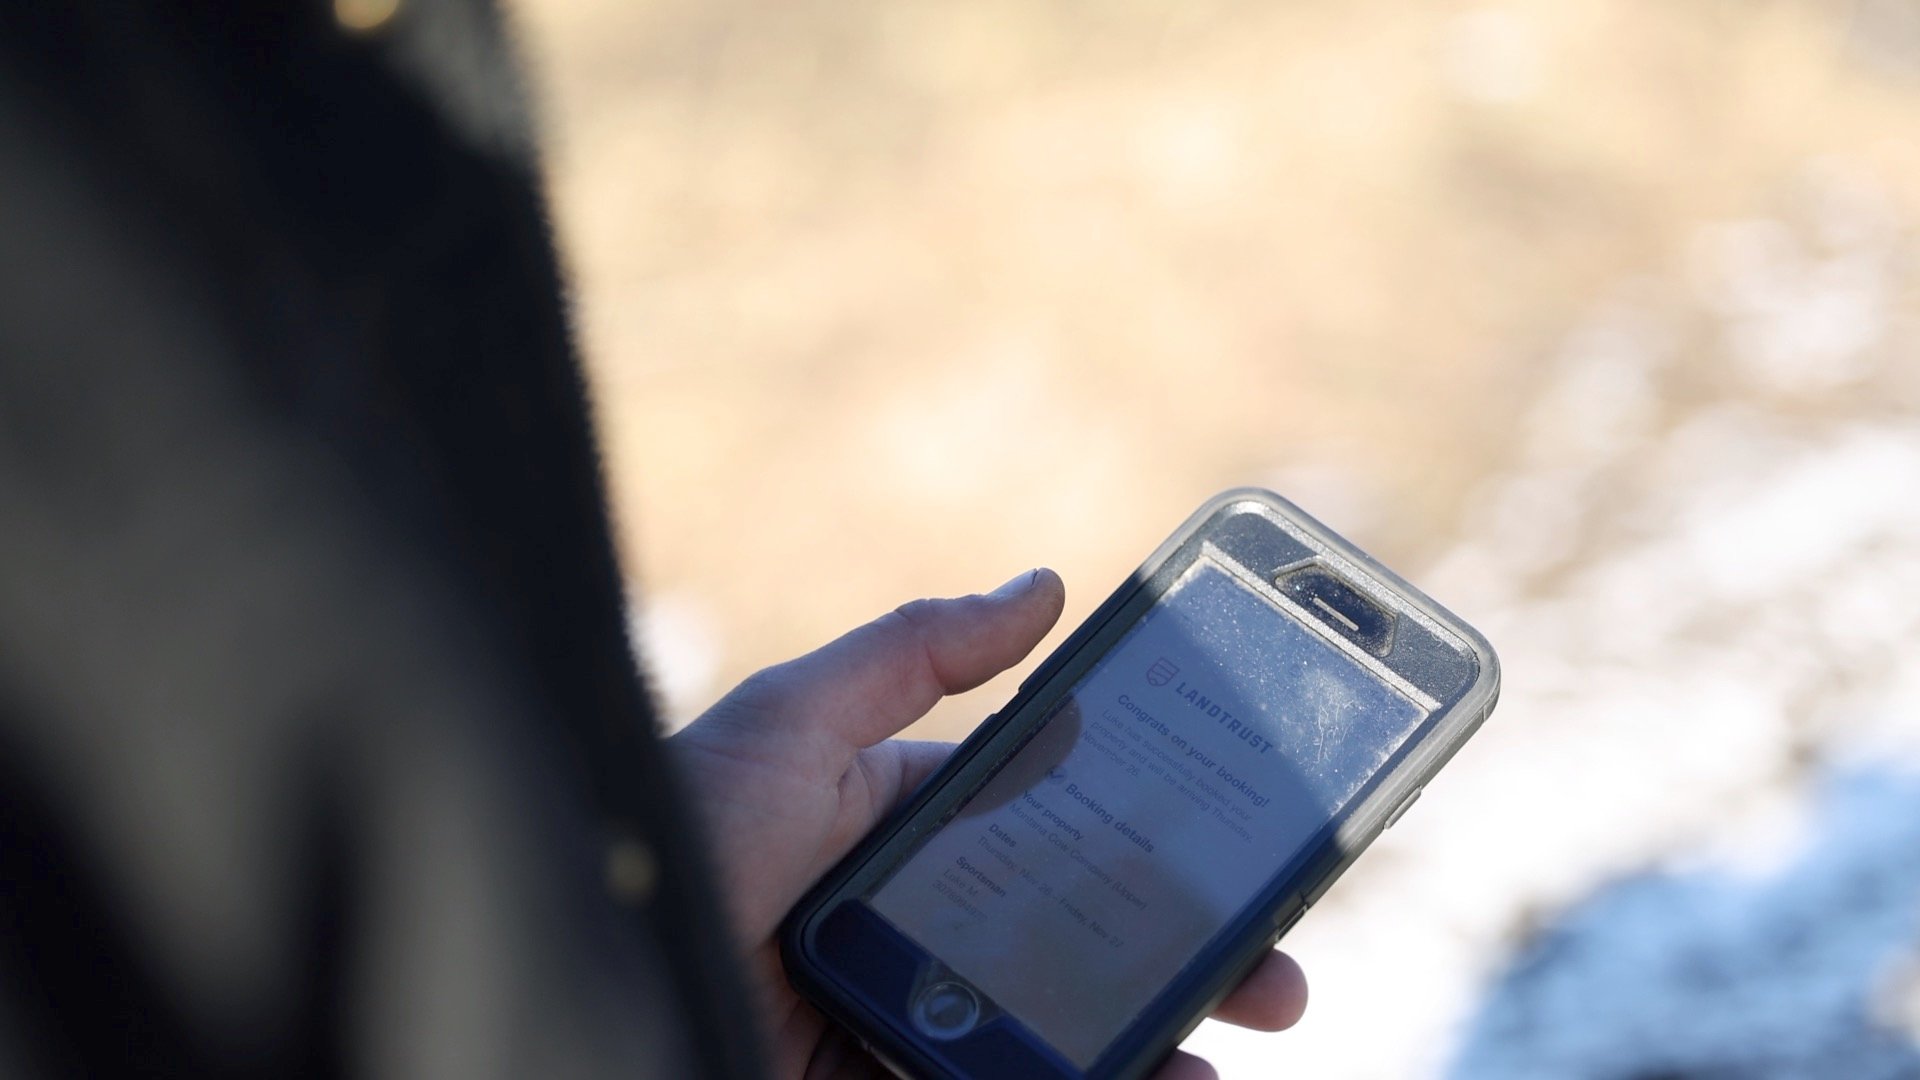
<box><xmin>513</xmin><ymin>1</ymin><xmax>1920</xmax><ymax>1076</ymax></box>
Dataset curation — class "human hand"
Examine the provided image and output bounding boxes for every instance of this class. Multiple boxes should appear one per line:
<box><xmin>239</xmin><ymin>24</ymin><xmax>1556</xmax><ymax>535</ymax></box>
<box><xmin>670</xmin><ymin>569</ymin><xmax>1309</xmax><ymax>1079</ymax></box>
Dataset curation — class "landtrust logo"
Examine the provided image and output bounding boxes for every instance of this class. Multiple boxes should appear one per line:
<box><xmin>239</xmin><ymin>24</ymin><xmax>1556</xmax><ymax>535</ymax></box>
<box><xmin>1146</xmin><ymin>658</ymin><xmax>1179</xmax><ymax>687</ymax></box>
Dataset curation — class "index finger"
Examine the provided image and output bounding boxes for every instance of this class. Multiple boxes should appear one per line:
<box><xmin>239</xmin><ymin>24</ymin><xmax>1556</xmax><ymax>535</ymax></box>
<box><xmin>1208</xmin><ymin>949</ymin><xmax>1309</xmax><ymax>1031</ymax></box>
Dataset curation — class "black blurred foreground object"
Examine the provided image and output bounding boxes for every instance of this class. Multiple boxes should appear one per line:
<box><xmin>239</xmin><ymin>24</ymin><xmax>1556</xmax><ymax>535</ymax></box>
<box><xmin>0</xmin><ymin>3</ymin><xmax>756</xmax><ymax>1077</ymax></box>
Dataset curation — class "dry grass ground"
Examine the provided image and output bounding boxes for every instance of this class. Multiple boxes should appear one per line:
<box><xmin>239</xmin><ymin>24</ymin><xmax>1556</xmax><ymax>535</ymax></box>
<box><xmin>514</xmin><ymin>0</ymin><xmax>1920</xmax><ymax>734</ymax></box>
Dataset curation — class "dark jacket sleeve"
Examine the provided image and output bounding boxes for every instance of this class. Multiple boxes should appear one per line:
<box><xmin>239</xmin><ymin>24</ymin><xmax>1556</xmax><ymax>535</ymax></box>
<box><xmin>0</xmin><ymin>3</ymin><xmax>758</xmax><ymax>1077</ymax></box>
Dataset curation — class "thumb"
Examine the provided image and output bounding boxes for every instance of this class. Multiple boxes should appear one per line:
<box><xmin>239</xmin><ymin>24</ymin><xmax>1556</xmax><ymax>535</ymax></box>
<box><xmin>711</xmin><ymin>568</ymin><xmax>1065</xmax><ymax>752</ymax></box>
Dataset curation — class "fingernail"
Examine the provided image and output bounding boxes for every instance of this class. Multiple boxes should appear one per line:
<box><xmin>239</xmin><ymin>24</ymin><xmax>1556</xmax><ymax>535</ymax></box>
<box><xmin>991</xmin><ymin>569</ymin><xmax>1043</xmax><ymax>599</ymax></box>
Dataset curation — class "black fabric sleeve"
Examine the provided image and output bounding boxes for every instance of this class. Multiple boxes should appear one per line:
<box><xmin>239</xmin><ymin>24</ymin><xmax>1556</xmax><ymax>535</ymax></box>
<box><xmin>0</xmin><ymin>3</ymin><xmax>759</xmax><ymax>1077</ymax></box>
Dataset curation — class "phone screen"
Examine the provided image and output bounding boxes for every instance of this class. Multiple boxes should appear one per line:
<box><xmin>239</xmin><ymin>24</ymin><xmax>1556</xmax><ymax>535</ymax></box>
<box><xmin>868</xmin><ymin>556</ymin><xmax>1429</xmax><ymax>1067</ymax></box>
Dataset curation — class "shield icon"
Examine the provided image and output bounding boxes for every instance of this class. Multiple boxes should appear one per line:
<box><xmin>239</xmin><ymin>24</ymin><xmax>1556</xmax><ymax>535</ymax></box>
<box><xmin>1146</xmin><ymin>658</ymin><xmax>1178</xmax><ymax>687</ymax></box>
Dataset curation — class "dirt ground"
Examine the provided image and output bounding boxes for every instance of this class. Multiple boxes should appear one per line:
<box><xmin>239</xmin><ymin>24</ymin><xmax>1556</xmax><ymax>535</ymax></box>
<box><xmin>515</xmin><ymin>0</ymin><xmax>1919</xmax><ymax>732</ymax></box>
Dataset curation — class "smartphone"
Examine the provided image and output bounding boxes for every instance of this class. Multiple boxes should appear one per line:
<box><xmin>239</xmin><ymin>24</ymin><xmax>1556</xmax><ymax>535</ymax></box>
<box><xmin>780</xmin><ymin>489</ymin><xmax>1500</xmax><ymax>1079</ymax></box>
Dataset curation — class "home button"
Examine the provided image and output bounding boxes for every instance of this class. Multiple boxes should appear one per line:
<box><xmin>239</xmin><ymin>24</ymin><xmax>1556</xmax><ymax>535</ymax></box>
<box><xmin>912</xmin><ymin>980</ymin><xmax>981</xmax><ymax>1040</ymax></box>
